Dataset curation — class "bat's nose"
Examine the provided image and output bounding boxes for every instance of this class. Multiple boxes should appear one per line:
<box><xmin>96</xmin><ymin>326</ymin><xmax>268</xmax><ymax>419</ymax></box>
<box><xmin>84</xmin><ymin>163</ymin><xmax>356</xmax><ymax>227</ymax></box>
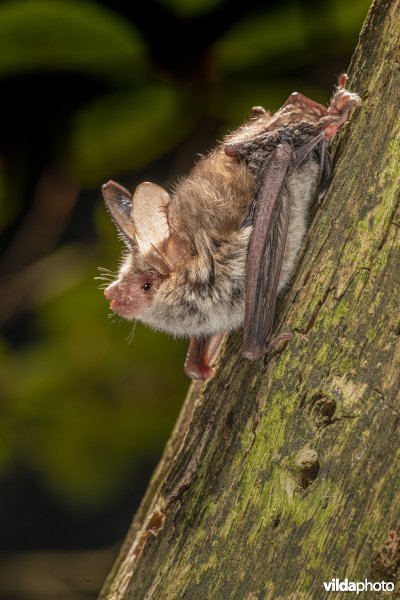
<box><xmin>104</xmin><ymin>283</ymin><xmax>119</xmax><ymax>300</ymax></box>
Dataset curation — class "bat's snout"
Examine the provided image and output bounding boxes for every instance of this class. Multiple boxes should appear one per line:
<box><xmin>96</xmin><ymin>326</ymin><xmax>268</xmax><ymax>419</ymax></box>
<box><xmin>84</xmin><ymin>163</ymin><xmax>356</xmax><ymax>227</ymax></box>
<box><xmin>104</xmin><ymin>282</ymin><xmax>127</xmax><ymax>308</ymax></box>
<box><xmin>104</xmin><ymin>283</ymin><xmax>119</xmax><ymax>301</ymax></box>
<box><xmin>104</xmin><ymin>283</ymin><xmax>133</xmax><ymax>317</ymax></box>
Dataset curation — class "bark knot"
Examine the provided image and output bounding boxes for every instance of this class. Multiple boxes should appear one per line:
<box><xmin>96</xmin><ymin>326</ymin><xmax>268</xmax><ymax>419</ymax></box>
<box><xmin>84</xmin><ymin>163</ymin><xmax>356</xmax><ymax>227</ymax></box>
<box><xmin>294</xmin><ymin>446</ymin><xmax>320</xmax><ymax>489</ymax></box>
<box><xmin>308</xmin><ymin>393</ymin><xmax>337</xmax><ymax>427</ymax></box>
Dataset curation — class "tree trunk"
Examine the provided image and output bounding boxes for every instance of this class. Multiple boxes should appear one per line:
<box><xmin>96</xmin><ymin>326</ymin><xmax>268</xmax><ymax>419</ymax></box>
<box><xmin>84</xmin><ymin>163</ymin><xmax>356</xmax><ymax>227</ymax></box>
<box><xmin>100</xmin><ymin>0</ymin><xmax>400</xmax><ymax>597</ymax></box>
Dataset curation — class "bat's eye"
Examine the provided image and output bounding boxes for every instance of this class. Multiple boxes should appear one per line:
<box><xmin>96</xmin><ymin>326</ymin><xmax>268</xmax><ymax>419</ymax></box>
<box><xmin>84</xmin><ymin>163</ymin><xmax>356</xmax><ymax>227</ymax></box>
<box><xmin>142</xmin><ymin>282</ymin><xmax>152</xmax><ymax>291</ymax></box>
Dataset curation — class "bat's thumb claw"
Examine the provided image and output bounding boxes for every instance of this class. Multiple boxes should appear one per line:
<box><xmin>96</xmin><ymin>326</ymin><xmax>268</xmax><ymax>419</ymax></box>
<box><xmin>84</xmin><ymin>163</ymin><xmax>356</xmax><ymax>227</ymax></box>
<box><xmin>242</xmin><ymin>346</ymin><xmax>264</xmax><ymax>361</ymax></box>
<box><xmin>224</xmin><ymin>144</ymin><xmax>241</xmax><ymax>159</ymax></box>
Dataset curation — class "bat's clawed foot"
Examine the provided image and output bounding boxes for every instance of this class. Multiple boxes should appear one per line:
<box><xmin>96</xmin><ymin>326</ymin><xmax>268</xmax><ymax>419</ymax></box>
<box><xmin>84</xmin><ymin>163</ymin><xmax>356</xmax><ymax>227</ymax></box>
<box><xmin>265</xmin><ymin>331</ymin><xmax>293</xmax><ymax>354</ymax></box>
<box><xmin>224</xmin><ymin>143</ymin><xmax>242</xmax><ymax>159</ymax></box>
<box><xmin>328</xmin><ymin>87</ymin><xmax>361</xmax><ymax>116</ymax></box>
<box><xmin>325</xmin><ymin>74</ymin><xmax>361</xmax><ymax>140</ymax></box>
<box><xmin>184</xmin><ymin>333</ymin><xmax>226</xmax><ymax>380</ymax></box>
<box><xmin>242</xmin><ymin>332</ymin><xmax>293</xmax><ymax>361</ymax></box>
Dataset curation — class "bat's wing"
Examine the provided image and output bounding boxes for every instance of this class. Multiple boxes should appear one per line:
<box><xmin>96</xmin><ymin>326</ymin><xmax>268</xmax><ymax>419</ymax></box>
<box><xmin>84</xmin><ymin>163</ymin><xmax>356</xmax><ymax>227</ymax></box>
<box><xmin>242</xmin><ymin>134</ymin><xmax>332</xmax><ymax>360</ymax></box>
<box><xmin>242</xmin><ymin>143</ymin><xmax>293</xmax><ymax>359</ymax></box>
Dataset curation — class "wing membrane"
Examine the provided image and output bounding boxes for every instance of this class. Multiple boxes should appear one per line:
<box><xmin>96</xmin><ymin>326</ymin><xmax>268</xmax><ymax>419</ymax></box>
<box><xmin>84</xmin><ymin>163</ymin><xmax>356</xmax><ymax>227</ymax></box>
<box><xmin>242</xmin><ymin>143</ymin><xmax>293</xmax><ymax>359</ymax></box>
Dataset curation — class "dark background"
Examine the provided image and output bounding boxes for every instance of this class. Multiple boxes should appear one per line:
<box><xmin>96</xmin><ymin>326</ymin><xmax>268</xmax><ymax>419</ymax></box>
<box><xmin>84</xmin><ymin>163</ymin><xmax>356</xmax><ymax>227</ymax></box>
<box><xmin>0</xmin><ymin>0</ymin><xmax>370</xmax><ymax>598</ymax></box>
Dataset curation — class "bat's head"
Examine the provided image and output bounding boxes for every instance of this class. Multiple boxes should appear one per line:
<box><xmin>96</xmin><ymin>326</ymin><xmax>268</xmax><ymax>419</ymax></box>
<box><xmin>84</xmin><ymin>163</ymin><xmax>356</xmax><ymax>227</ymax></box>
<box><xmin>101</xmin><ymin>180</ymin><xmax>190</xmax><ymax>331</ymax></box>
<box><xmin>101</xmin><ymin>178</ymin><xmax>249</xmax><ymax>338</ymax></box>
<box><xmin>104</xmin><ymin>259</ymin><xmax>164</xmax><ymax>319</ymax></box>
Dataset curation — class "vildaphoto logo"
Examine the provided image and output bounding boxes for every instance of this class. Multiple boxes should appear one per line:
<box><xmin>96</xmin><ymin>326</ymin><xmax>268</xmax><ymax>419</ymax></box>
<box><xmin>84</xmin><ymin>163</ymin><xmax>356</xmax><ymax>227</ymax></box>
<box><xmin>323</xmin><ymin>578</ymin><xmax>394</xmax><ymax>594</ymax></box>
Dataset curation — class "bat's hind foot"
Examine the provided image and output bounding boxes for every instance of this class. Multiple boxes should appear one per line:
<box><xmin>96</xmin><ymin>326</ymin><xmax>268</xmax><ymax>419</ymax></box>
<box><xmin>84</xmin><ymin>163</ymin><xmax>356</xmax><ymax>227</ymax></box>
<box><xmin>184</xmin><ymin>333</ymin><xmax>225</xmax><ymax>380</ymax></box>
<box><xmin>265</xmin><ymin>331</ymin><xmax>293</xmax><ymax>354</ymax></box>
<box><xmin>325</xmin><ymin>75</ymin><xmax>361</xmax><ymax>140</ymax></box>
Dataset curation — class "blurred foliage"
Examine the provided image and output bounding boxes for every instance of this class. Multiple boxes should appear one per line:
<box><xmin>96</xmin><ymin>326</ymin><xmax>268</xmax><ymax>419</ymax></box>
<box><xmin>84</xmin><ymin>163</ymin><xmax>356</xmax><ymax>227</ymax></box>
<box><xmin>0</xmin><ymin>0</ymin><xmax>145</xmax><ymax>81</ymax></box>
<box><xmin>0</xmin><ymin>0</ymin><xmax>370</xmax><ymax>538</ymax></box>
<box><xmin>67</xmin><ymin>86</ymin><xmax>193</xmax><ymax>185</ymax></box>
<box><xmin>215</xmin><ymin>4</ymin><xmax>307</xmax><ymax>71</ymax></box>
<box><xmin>0</xmin><ymin>206</ymin><xmax>188</xmax><ymax>507</ymax></box>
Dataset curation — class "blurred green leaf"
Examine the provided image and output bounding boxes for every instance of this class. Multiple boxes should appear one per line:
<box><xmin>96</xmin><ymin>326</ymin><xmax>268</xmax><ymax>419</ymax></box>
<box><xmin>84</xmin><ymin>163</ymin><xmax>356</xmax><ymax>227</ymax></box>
<box><xmin>332</xmin><ymin>0</ymin><xmax>371</xmax><ymax>42</ymax></box>
<box><xmin>65</xmin><ymin>86</ymin><xmax>193</xmax><ymax>186</ymax></box>
<box><xmin>0</xmin><ymin>0</ymin><xmax>145</xmax><ymax>81</ymax></box>
<box><xmin>215</xmin><ymin>4</ymin><xmax>306</xmax><ymax>71</ymax></box>
<box><xmin>0</xmin><ymin>270</ymin><xmax>187</xmax><ymax>507</ymax></box>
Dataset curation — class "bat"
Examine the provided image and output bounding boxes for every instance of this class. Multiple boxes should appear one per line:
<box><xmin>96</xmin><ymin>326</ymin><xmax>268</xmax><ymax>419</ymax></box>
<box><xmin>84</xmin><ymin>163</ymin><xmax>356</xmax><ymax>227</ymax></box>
<box><xmin>101</xmin><ymin>74</ymin><xmax>360</xmax><ymax>380</ymax></box>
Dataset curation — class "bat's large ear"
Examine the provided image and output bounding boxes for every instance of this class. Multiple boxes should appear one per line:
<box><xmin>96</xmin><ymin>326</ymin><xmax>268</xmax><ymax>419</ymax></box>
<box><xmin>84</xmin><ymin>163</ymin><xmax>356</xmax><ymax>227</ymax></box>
<box><xmin>102</xmin><ymin>181</ymin><xmax>136</xmax><ymax>241</ymax></box>
<box><xmin>131</xmin><ymin>182</ymin><xmax>173</xmax><ymax>275</ymax></box>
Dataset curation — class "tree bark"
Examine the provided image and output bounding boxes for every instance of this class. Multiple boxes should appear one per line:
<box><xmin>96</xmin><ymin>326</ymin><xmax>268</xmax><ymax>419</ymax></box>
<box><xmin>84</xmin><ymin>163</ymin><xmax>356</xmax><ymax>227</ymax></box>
<box><xmin>100</xmin><ymin>0</ymin><xmax>400</xmax><ymax>597</ymax></box>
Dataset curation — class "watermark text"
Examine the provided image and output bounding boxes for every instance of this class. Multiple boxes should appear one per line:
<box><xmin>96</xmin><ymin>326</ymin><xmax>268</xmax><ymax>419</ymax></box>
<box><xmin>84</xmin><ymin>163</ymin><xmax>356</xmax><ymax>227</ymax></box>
<box><xmin>323</xmin><ymin>578</ymin><xmax>394</xmax><ymax>594</ymax></box>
